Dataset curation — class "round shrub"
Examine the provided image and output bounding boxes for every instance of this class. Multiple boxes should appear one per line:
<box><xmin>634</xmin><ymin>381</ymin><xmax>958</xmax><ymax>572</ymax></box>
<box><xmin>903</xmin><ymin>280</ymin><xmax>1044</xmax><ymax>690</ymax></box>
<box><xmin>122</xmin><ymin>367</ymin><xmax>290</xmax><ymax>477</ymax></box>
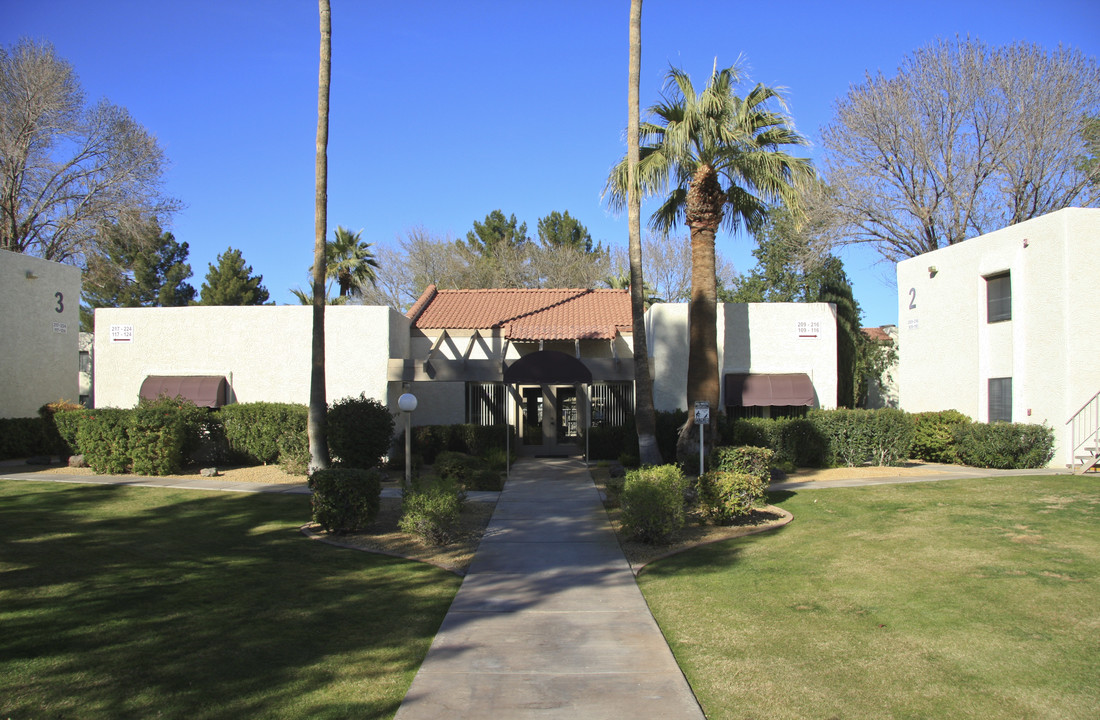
<box><xmin>327</xmin><ymin>394</ymin><xmax>395</xmax><ymax>469</ymax></box>
<box><xmin>620</xmin><ymin>465</ymin><xmax>689</xmax><ymax>544</ymax></box>
<box><xmin>911</xmin><ymin>410</ymin><xmax>972</xmax><ymax>463</ymax></box>
<box><xmin>309</xmin><ymin>467</ymin><xmax>383</xmax><ymax>533</ymax></box>
<box><xmin>399</xmin><ymin>483</ymin><xmax>462</xmax><ymax>545</ymax></box>
<box><xmin>696</xmin><ymin>470</ymin><xmax>767</xmax><ymax>525</ymax></box>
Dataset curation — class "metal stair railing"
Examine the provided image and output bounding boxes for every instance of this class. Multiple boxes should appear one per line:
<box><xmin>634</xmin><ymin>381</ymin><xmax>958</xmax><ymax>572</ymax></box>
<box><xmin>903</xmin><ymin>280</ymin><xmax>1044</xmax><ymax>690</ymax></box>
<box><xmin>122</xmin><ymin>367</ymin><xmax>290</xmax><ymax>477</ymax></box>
<box><xmin>1066</xmin><ymin>390</ymin><xmax>1100</xmax><ymax>473</ymax></box>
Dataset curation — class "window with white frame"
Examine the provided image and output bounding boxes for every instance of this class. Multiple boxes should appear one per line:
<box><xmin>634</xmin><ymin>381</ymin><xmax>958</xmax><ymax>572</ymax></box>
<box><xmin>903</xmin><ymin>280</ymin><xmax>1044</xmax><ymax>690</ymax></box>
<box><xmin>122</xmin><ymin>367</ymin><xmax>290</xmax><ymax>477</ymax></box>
<box><xmin>986</xmin><ymin>272</ymin><xmax>1011</xmax><ymax>323</ymax></box>
<box><xmin>988</xmin><ymin>377</ymin><xmax>1012</xmax><ymax>422</ymax></box>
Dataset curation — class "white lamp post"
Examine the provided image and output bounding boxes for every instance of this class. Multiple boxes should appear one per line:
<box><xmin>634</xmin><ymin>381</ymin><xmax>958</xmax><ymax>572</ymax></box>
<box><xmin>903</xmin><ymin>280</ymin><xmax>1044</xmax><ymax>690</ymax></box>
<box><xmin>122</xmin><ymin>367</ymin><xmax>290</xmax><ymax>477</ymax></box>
<box><xmin>398</xmin><ymin>392</ymin><xmax>418</xmax><ymax>491</ymax></box>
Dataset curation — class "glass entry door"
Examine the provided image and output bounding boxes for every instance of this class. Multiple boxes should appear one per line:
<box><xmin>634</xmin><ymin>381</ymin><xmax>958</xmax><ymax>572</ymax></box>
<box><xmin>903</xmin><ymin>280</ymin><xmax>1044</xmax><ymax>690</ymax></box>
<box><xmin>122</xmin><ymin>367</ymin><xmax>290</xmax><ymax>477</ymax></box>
<box><xmin>522</xmin><ymin>387</ymin><xmax>543</xmax><ymax>445</ymax></box>
<box><xmin>557</xmin><ymin>387</ymin><xmax>578</xmax><ymax>443</ymax></box>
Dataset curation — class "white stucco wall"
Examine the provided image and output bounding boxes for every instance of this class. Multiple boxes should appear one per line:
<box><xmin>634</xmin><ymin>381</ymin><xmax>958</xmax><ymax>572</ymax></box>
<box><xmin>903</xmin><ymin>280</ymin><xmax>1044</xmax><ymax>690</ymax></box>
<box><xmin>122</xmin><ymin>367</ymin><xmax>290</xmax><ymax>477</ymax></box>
<box><xmin>0</xmin><ymin>250</ymin><xmax>81</xmax><ymax>418</ymax></box>
<box><xmin>645</xmin><ymin>302</ymin><xmax>839</xmax><ymax>413</ymax></box>
<box><xmin>896</xmin><ymin>207</ymin><xmax>1100</xmax><ymax>466</ymax></box>
<box><xmin>94</xmin><ymin>305</ymin><xmax>407</xmax><ymax>409</ymax></box>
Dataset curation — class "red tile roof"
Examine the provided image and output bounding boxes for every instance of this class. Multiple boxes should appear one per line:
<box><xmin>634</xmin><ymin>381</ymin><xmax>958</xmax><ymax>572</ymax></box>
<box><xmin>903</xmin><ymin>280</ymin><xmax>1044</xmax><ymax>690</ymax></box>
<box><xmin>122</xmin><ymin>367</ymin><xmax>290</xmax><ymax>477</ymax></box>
<box><xmin>407</xmin><ymin>285</ymin><xmax>632</xmax><ymax>340</ymax></box>
<box><xmin>861</xmin><ymin>326</ymin><xmax>894</xmax><ymax>342</ymax></box>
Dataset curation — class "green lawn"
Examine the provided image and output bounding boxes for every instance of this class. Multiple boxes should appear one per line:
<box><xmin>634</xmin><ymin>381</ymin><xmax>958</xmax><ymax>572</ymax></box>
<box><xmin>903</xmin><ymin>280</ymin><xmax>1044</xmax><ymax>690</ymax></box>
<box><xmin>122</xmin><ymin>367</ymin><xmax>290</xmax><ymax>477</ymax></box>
<box><xmin>639</xmin><ymin>476</ymin><xmax>1100</xmax><ymax>720</ymax></box>
<box><xmin>0</xmin><ymin>480</ymin><xmax>461</xmax><ymax>719</ymax></box>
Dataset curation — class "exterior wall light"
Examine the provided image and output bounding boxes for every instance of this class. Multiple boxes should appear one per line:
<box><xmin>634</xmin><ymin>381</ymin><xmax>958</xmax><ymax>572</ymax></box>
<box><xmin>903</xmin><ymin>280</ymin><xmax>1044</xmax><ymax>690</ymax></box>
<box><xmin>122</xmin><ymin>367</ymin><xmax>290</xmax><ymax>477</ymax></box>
<box><xmin>25</xmin><ymin>270</ymin><xmax>38</xmax><ymax>280</ymax></box>
<box><xmin>927</xmin><ymin>266</ymin><xmax>938</xmax><ymax>277</ymax></box>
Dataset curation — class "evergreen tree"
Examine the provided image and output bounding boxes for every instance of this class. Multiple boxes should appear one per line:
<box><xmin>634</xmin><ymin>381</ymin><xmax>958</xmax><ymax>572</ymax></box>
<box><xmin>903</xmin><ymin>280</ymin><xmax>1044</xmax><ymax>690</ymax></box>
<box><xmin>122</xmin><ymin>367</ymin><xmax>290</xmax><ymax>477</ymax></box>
<box><xmin>536</xmin><ymin>210</ymin><xmax>594</xmax><ymax>252</ymax></box>
<box><xmin>198</xmin><ymin>247</ymin><xmax>269</xmax><ymax>306</ymax></box>
<box><xmin>462</xmin><ymin>210</ymin><xmax>529</xmax><ymax>255</ymax></box>
<box><xmin>80</xmin><ymin>222</ymin><xmax>195</xmax><ymax>331</ymax></box>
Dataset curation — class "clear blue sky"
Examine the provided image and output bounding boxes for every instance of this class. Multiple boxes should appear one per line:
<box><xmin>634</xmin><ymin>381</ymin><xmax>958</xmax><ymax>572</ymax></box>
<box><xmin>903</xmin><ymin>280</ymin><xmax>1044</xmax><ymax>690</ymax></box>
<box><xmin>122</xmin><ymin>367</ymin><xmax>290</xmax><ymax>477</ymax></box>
<box><xmin>7</xmin><ymin>0</ymin><xmax>1098</xmax><ymax>326</ymax></box>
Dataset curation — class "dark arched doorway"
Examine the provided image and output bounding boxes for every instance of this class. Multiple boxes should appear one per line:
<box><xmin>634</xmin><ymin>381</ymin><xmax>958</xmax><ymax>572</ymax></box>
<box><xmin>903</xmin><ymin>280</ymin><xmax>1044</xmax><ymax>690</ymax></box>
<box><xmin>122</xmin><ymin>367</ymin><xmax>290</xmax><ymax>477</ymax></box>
<box><xmin>504</xmin><ymin>350</ymin><xmax>592</xmax><ymax>457</ymax></box>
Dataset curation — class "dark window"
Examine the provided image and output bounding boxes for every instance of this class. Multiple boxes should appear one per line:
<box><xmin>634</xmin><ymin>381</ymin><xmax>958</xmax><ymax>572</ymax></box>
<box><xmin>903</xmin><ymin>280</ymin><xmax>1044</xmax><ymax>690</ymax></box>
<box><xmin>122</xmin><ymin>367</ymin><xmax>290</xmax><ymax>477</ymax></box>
<box><xmin>986</xmin><ymin>272</ymin><xmax>1011</xmax><ymax>323</ymax></box>
<box><xmin>465</xmin><ymin>382</ymin><xmax>505</xmax><ymax>426</ymax></box>
<box><xmin>590</xmin><ymin>382</ymin><xmax>634</xmax><ymax>427</ymax></box>
<box><xmin>988</xmin><ymin>377</ymin><xmax>1012</xmax><ymax>422</ymax></box>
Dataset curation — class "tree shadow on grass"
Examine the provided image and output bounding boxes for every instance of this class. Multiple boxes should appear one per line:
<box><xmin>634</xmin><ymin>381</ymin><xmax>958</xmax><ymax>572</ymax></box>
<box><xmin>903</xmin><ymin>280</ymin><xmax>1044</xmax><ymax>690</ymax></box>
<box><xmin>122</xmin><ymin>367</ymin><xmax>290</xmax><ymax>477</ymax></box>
<box><xmin>0</xmin><ymin>480</ymin><xmax>460</xmax><ymax>720</ymax></box>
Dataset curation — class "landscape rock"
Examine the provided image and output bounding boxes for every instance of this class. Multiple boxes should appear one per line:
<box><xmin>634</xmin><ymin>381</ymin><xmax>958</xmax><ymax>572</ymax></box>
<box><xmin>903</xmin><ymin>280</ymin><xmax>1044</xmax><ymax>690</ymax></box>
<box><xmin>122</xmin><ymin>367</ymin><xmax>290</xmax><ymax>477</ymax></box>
<box><xmin>200</xmin><ymin>467</ymin><xmax>220</xmax><ymax>477</ymax></box>
<box><xmin>68</xmin><ymin>454</ymin><xmax>87</xmax><ymax>468</ymax></box>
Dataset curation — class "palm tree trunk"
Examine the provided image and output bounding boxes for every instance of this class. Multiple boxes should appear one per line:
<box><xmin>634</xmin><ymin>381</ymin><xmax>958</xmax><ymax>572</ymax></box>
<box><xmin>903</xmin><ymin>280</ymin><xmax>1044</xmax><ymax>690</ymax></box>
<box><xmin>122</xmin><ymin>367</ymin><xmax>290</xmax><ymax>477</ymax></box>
<box><xmin>308</xmin><ymin>0</ymin><xmax>332</xmax><ymax>473</ymax></box>
<box><xmin>678</xmin><ymin>165</ymin><xmax>723</xmax><ymax>467</ymax></box>
<box><xmin>625</xmin><ymin>0</ymin><xmax>661</xmax><ymax>466</ymax></box>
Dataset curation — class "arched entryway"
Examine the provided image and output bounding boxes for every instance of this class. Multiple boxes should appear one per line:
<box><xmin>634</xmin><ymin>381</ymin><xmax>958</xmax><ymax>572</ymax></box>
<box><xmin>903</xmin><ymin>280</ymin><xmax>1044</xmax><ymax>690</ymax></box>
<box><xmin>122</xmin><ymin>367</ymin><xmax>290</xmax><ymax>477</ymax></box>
<box><xmin>503</xmin><ymin>350</ymin><xmax>592</xmax><ymax>458</ymax></box>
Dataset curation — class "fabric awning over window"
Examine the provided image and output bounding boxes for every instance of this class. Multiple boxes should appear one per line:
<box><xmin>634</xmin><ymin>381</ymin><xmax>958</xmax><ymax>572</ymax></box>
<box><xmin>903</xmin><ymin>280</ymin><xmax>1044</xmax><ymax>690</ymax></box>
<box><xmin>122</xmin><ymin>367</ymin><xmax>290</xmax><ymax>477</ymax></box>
<box><xmin>724</xmin><ymin>373</ymin><xmax>815</xmax><ymax>407</ymax></box>
<box><xmin>503</xmin><ymin>350</ymin><xmax>592</xmax><ymax>385</ymax></box>
<box><xmin>140</xmin><ymin>376</ymin><xmax>228</xmax><ymax>408</ymax></box>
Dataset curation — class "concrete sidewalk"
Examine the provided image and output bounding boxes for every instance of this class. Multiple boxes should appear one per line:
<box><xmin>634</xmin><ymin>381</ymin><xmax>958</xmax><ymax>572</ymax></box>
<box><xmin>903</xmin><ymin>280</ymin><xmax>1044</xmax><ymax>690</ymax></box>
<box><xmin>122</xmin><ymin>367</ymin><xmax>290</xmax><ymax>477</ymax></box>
<box><xmin>394</xmin><ymin>457</ymin><xmax>704</xmax><ymax>720</ymax></box>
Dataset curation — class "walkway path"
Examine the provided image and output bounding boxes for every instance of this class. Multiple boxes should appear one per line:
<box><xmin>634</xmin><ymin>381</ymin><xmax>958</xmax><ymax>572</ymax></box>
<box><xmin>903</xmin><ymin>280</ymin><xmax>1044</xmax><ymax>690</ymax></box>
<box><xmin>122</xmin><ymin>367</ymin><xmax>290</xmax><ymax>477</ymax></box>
<box><xmin>393</xmin><ymin>457</ymin><xmax>704</xmax><ymax>720</ymax></box>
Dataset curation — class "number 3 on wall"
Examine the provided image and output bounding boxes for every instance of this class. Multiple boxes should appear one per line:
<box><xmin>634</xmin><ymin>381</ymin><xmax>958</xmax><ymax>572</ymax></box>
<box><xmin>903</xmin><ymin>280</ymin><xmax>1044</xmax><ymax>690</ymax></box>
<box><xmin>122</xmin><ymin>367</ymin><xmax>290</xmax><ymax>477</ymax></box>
<box><xmin>908</xmin><ymin>287</ymin><xmax>916</xmax><ymax>310</ymax></box>
<box><xmin>55</xmin><ymin>291</ymin><xmax>64</xmax><ymax>313</ymax></box>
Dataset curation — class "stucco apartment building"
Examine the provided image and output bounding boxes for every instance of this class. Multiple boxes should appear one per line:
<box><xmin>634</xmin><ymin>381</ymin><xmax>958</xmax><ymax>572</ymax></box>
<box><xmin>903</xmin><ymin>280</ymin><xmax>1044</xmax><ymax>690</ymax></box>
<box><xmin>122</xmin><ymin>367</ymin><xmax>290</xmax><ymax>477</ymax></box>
<box><xmin>0</xmin><ymin>249</ymin><xmax>81</xmax><ymax>418</ymax></box>
<box><xmin>94</xmin><ymin>285</ymin><xmax>838</xmax><ymax>456</ymax></box>
<box><xmin>896</xmin><ymin>207</ymin><xmax>1100</xmax><ymax>468</ymax></box>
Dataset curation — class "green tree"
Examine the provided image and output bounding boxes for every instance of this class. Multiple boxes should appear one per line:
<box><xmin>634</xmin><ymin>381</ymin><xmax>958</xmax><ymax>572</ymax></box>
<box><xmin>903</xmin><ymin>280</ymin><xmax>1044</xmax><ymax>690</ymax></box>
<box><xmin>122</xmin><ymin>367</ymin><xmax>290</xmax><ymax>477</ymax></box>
<box><xmin>198</xmin><ymin>247</ymin><xmax>269</xmax><ymax>305</ymax></box>
<box><xmin>606</xmin><ymin>62</ymin><xmax>812</xmax><ymax>459</ymax></box>
<box><xmin>80</xmin><ymin>222</ymin><xmax>195</xmax><ymax>331</ymax></box>
<box><xmin>309</xmin><ymin>0</ymin><xmax>332</xmax><ymax>473</ymax></box>
<box><xmin>536</xmin><ymin>210</ymin><xmax>594</xmax><ymax>252</ymax></box>
<box><xmin>325</xmin><ymin>226</ymin><xmax>379</xmax><ymax>297</ymax></box>
<box><xmin>463</xmin><ymin>210</ymin><xmax>529</xmax><ymax>255</ymax></box>
<box><xmin>1080</xmin><ymin>115</ymin><xmax>1100</xmax><ymax>187</ymax></box>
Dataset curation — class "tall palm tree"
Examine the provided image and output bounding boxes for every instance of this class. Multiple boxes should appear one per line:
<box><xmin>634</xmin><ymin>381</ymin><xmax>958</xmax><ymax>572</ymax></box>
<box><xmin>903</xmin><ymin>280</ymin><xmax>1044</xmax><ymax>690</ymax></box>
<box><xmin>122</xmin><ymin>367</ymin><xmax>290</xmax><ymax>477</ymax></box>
<box><xmin>606</xmin><ymin>63</ymin><xmax>813</xmax><ymax>461</ymax></box>
<box><xmin>327</xmin><ymin>225</ymin><xmax>379</xmax><ymax>297</ymax></box>
<box><xmin>625</xmin><ymin>0</ymin><xmax>661</xmax><ymax>464</ymax></box>
<box><xmin>308</xmin><ymin>0</ymin><xmax>332</xmax><ymax>473</ymax></box>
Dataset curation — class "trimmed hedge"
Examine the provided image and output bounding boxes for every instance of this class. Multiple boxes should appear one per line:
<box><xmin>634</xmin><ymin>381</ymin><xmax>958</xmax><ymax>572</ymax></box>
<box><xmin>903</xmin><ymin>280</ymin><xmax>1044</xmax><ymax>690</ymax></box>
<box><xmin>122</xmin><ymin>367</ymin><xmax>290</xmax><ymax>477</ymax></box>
<box><xmin>77</xmin><ymin>409</ymin><xmax>132</xmax><ymax>474</ymax></box>
<box><xmin>128</xmin><ymin>402</ymin><xmax>187</xmax><ymax>476</ymax></box>
<box><xmin>218</xmin><ymin>402</ymin><xmax>308</xmax><ymax>465</ymax></box>
<box><xmin>0</xmin><ymin>417</ymin><xmax>49</xmax><ymax>460</ymax></box>
<box><xmin>585</xmin><ymin>418</ymin><xmax>637</xmax><ymax>461</ymax></box>
<box><xmin>327</xmin><ymin>394</ymin><xmax>395</xmax><ymax>469</ymax></box>
<box><xmin>434</xmin><ymin>450</ymin><xmax>503</xmax><ymax>491</ymax></box>
<box><xmin>53</xmin><ymin>408</ymin><xmax>88</xmax><ymax>456</ymax></box>
<box><xmin>911</xmin><ymin>410</ymin><xmax>972</xmax><ymax>463</ymax></box>
<box><xmin>723</xmin><ymin>417</ymin><xmax>827</xmax><ymax>469</ymax></box>
<box><xmin>710</xmin><ymin>445</ymin><xmax>775</xmax><ymax>483</ymax></box>
<box><xmin>404</xmin><ymin>424</ymin><xmax>512</xmax><ymax>464</ymax></box>
<box><xmin>808</xmin><ymin>408</ymin><xmax>914</xmax><ymax>467</ymax></box>
<box><xmin>620</xmin><ymin>465</ymin><xmax>689</xmax><ymax>544</ymax></box>
<box><xmin>309</xmin><ymin>467</ymin><xmax>383</xmax><ymax>533</ymax></box>
<box><xmin>696</xmin><ymin>470</ymin><xmax>766</xmax><ymax>525</ymax></box>
<box><xmin>952</xmin><ymin>422</ymin><xmax>1055</xmax><ymax>469</ymax></box>
<box><xmin>39</xmin><ymin>400</ymin><xmax>84</xmax><ymax>456</ymax></box>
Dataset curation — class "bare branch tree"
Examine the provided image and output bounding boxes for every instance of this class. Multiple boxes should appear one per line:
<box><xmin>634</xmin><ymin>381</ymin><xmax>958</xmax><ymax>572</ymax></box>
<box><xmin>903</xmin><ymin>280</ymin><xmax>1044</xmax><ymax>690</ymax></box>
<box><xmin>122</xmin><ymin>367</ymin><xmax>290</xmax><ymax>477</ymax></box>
<box><xmin>822</xmin><ymin>37</ymin><xmax>1100</xmax><ymax>261</ymax></box>
<box><xmin>0</xmin><ymin>39</ymin><xmax>178</xmax><ymax>262</ymax></box>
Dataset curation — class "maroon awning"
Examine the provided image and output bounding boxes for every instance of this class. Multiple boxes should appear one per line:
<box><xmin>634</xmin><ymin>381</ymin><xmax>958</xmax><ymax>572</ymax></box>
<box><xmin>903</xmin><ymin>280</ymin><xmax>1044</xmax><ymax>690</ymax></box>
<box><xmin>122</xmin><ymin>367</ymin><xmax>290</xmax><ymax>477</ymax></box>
<box><xmin>724</xmin><ymin>373</ymin><xmax>815</xmax><ymax>407</ymax></box>
<box><xmin>140</xmin><ymin>376</ymin><xmax>228</xmax><ymax>408</ymax></box>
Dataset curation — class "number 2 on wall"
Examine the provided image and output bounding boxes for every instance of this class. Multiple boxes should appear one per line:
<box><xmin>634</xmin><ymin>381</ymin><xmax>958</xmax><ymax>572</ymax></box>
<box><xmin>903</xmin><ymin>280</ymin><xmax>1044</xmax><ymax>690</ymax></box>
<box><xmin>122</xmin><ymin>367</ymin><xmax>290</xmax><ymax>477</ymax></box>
<box><xmin>908</xmin><ymin>287</ymin><xmax>916</xmax><ymax>310</ymax></box>
<box><xmin>55</xmin><ymin>291</ymin><xmax>64</xmax><ymax>313</ymax></box>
